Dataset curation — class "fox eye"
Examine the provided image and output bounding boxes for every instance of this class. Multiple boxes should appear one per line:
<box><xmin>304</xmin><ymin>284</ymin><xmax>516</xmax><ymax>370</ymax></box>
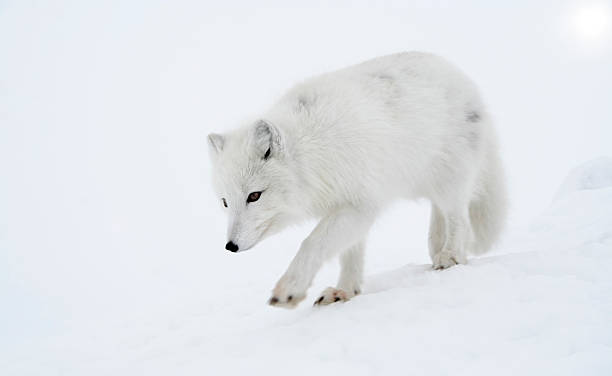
<box><xmin>222</xmin><ymin>198</ymin><xmax>228</xmax><ymax>207</ymax></box>
<box><xmin>246</xmin><ymin>191</ymin><xmax>262</xmax><ymax>203</ymax></box>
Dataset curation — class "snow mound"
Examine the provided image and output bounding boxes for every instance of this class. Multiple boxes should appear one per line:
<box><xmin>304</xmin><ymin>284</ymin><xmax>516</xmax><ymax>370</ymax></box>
<box><xmin>513</xmin><ymin>158</ymin><xmax>612</xmax><ymax>254</ymax></box>
<box><xmin>554</xmin><ymin>157</ymin><xmax>612</xmax><ymax>201</ymax></box>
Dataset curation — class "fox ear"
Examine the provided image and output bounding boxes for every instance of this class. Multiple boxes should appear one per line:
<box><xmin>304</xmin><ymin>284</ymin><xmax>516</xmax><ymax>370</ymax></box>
<box><xmin>253</xmin><ymin>120</ymin><xmax>283</xmax><ymax>160</ymax></box>
<box><xmin>207</xmin><ymin>133</ymin><xmax>225</xmax><ymax>155</ymax></box>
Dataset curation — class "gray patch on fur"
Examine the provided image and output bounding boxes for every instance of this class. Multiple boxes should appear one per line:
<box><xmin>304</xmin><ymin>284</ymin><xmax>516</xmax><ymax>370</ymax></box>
<box><xmin>466</xmin><ymin>111</ymin><xmax>481</xmax><ymax>123</ymax></box>
<box><xmin>298</xmin><ymin>96</ymin><xmax>309</xmax><ymax>107</ymax></box>
<box><xmin>295</xmin><ymin>94</ymin><xmax>316</xmax><ymax>113</ymax></box>
<box><xmin>370</xmin><ymin>72</ymin><xmax>400</xmax><ymax>108</ymax></box>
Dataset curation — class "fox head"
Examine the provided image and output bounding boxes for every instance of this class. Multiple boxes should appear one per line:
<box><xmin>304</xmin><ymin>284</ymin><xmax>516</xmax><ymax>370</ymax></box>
<box><xmin>207</xmin><ymin>120</ymin><xmax>299</xmax><ymax>252</ymax></box>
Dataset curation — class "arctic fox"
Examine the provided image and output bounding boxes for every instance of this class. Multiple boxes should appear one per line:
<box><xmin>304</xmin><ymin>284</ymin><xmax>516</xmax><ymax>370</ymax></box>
<box><xmin>207</xmin><ymin>52</ymin><xmax>507</xmax><ymax>308</ymax></box>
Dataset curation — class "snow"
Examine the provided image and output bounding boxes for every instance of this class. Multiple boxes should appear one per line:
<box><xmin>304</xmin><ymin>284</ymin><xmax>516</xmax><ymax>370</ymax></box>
<box><xmin>3</xmin><ymin>162</ymin><xmax>612</xmax><ymax>375</ymax></box>
<box><xmin>554</xmin><ymin>157</ymin><xmax>612</xmax><ymax>201</ymax></box>
<box><xmin>2</xmin><ymin>1</ymin><xmax>612</xmax><ymax>375</ymax></box>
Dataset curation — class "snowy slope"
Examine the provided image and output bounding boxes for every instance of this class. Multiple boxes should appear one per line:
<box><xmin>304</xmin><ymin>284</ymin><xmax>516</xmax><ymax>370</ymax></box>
<box><xmin>3</xmin><ymin>160</ymin><xmax>611</xmax><ymax>375</ymax></box>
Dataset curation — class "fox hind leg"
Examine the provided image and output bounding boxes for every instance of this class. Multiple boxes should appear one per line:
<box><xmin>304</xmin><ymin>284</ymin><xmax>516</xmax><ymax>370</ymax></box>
<box><xmin>431</xmin><ymin>201</ymin><xmax>471</xmax><ymax>269</ymax></box>
<box><xmin>428</xmin><ymin>204</ymin><xmax>446</xmax><ymax>262</ymax></box>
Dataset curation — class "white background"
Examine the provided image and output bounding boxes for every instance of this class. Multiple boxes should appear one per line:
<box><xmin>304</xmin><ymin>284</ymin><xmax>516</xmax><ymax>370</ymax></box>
<box><xmin>1</xmin><ymin>1</ymin><xmax>611</xmax><ymax>374</ymax></box>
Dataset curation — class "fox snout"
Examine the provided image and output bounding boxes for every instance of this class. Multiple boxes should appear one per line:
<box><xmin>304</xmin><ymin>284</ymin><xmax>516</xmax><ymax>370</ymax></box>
<box><xmin>225</xmin><ymin>217</ymin><xmax>262</xmax><ymax>253</ymax></box>
<box><xmin>225</xmin><ymin>241</ymin><xmax>239</xmax><ymax>253</ymax></box>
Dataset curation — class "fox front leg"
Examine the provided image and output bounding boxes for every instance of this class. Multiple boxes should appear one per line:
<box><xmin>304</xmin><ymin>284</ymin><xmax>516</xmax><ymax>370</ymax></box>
<box><xmin>268</xmin><ymin>207</ymin><xmax>374</xmax><ymax>308</ymax></box>
<box><xmin>313</xmin><ymin>241</ymin><xmax>365</xmax><ymax>306</ymax></box>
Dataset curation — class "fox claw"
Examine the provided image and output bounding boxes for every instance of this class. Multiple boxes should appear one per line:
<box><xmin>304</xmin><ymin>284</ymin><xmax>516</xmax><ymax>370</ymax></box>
<box><xmin>432</xmin><ymin>250</ymin><xmax>466</xmax><ymax>270</ymax></box>
<box><xmin>268</xmin><ymin>293</ymin><xmax>304</xmax><ymax>308</ymax></box>
<box><xmin>313</xmin><ymin>287</ymin><xmax>354</xmax><ymax>306</ymax></box>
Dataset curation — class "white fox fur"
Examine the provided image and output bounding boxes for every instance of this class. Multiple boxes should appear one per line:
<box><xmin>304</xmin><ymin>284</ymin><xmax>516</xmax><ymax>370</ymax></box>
<box><xmin>208</xmin><ymin>52</ymin><xmax>507</xmax><ymax>308</ymax></box>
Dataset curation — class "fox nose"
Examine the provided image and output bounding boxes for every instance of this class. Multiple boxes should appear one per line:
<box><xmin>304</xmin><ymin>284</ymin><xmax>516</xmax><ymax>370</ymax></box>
<box><xmin>225</xmin><ymin>241</ymin><xmax>239</xmax><ymax>252</ymax></box>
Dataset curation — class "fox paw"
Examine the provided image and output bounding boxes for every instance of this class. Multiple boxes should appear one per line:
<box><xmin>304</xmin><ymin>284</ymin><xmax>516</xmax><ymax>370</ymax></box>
<box><xmin>268</xmin><ymin>278</ymin><xmax>306</xmax><ymax>309</ymax></box>
<box><xmin>313</xmin><ymin>287</ymin><xmax>357</xmax><ymax>306</ymax></box>
<box><xmin>432</xmin><ymin>250</ymin><xmax>467</xmax><ymax>270</ymax></box>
